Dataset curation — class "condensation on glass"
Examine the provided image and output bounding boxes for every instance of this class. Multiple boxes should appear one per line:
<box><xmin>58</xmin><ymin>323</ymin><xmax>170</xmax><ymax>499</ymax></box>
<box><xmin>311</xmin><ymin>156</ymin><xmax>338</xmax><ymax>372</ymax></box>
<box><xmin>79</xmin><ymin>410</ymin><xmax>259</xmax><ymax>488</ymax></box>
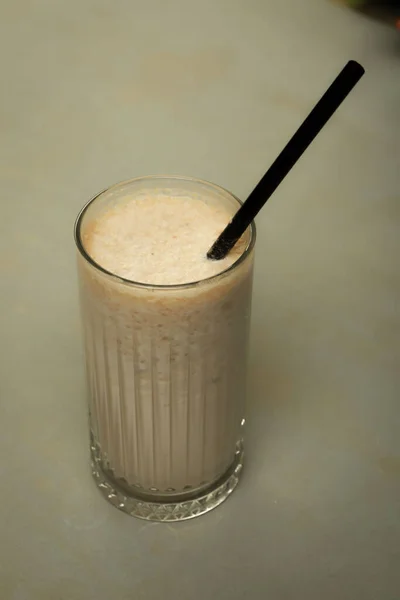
<box><xmin>74</xmin><ymin>176</ymin><xmax>256</xmax><ymax>521</ymax></box>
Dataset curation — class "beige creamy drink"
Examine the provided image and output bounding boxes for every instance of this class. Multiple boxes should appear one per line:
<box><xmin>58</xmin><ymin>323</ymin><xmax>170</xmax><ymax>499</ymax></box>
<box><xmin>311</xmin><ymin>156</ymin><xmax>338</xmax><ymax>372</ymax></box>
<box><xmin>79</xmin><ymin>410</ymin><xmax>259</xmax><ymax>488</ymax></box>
<box><xmin>75</xmin><ymin>176</ymin><xmax>255</xmax><ymax>520</ymax></box>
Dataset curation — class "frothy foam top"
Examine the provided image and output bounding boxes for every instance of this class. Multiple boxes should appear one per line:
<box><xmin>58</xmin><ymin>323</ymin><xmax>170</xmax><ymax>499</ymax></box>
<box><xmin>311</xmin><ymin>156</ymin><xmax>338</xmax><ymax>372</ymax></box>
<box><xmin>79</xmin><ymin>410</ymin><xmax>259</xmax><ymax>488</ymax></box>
<box><xmin>82</xmin><ymin>194</ymin><xmax>247</xmax><ymax>285</ymax></box>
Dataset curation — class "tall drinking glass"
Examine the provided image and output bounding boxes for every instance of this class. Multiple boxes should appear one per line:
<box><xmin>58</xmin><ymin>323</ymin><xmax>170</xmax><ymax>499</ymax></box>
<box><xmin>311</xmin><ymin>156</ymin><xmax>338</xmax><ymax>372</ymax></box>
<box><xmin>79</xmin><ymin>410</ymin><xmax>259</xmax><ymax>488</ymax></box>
<box><xmin>74</xmin><ymin>176</ymin><xmax>256</xmax><ymax>521</ymax></box>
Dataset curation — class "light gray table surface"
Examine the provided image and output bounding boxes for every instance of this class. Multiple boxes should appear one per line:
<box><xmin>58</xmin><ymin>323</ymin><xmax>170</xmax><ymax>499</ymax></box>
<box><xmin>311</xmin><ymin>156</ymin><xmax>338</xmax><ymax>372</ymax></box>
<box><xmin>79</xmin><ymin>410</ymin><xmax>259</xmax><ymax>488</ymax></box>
<box><xmin>1</xmin><ymin>1</ymin><xmax>399</xmax><ymax>598</ymax></box>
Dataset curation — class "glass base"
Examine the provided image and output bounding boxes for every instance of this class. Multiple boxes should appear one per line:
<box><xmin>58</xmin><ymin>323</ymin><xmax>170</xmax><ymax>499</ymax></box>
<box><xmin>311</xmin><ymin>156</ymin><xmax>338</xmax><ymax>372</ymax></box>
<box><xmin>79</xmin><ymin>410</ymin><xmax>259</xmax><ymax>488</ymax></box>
<box><xmin>90</xmin><ymin>441</ymin><xmax>244</xmax><ymax>522</ymax></box>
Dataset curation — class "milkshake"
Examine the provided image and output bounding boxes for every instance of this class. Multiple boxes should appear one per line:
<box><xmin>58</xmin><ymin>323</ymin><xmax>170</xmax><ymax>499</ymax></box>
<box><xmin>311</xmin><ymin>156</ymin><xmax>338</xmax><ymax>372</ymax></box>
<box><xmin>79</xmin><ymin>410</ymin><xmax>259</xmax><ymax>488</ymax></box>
<box><xmin>75</xmin><ymin>176</ymin><xmax>256</xmax><ymax>521</ymax></box>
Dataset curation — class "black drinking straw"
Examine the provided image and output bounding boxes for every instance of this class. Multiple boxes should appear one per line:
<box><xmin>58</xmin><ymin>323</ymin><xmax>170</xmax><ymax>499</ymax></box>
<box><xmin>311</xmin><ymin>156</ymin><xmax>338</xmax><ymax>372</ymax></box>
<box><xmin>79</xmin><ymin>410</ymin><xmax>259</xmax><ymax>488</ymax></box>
<box><xmin>207</xmin><ymin>60</ymin><xmax>365</xmax><ymax>260</ymax></box>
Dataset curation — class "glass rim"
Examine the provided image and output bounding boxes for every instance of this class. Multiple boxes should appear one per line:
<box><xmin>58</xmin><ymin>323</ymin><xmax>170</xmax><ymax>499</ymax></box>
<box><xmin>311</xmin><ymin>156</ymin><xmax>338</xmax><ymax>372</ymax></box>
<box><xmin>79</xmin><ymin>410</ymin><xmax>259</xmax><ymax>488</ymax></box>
<box><xmin>74</xmin><ymin>175</ymin><xmax>256</xmax><ymax>290</ymax></box>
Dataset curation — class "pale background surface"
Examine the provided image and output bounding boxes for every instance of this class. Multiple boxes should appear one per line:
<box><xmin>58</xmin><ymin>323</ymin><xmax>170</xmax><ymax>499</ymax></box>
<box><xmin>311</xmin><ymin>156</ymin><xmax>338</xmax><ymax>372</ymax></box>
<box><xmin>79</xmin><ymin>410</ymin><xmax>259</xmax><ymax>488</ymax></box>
<box><xmin>1</xmin><ymin>1</ymin><xmax>399</xmax><ymax>598</ymax></box>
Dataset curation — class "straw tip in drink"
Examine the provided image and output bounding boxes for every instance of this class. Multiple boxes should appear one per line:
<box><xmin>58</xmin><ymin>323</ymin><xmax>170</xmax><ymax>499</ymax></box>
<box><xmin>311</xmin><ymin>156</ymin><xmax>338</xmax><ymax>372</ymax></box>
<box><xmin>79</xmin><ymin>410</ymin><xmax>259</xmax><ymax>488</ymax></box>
<box><xmin>207</xmin><ymin>237</ymin><xmax>235</xmax><ymax>261</ymax></box>
<box><xmin>207</xmin><ymin>247</ymin><xmax>224</xmax><ymax>261</ymax></box>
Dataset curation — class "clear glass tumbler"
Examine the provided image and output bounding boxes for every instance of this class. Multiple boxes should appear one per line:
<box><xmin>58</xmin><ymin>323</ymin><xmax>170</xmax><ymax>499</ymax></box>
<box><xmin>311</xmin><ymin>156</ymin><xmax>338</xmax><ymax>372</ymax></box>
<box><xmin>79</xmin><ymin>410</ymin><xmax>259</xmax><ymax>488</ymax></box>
<box><xmin>74</xmin><ymin>176</ymin><xmax>256</xmax><ymax>521</ymax></box>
